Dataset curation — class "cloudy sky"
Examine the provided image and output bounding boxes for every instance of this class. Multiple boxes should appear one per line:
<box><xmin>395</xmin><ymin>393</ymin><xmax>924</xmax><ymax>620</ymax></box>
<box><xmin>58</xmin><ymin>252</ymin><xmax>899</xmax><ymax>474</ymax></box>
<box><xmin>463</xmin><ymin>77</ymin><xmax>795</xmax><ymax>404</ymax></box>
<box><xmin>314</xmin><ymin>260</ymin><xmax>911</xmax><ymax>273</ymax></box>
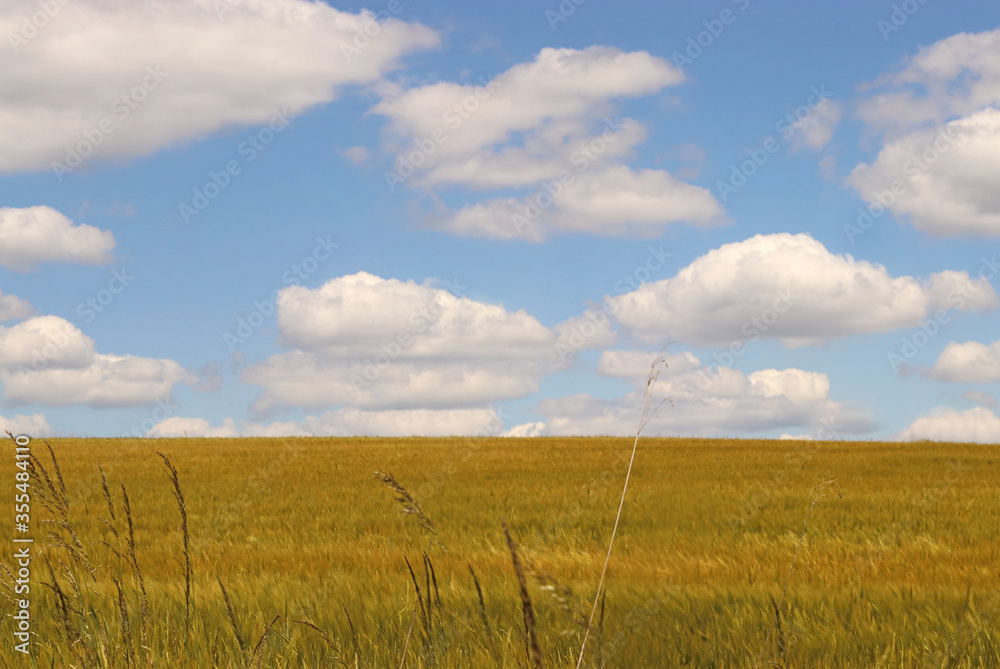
<box><xmin>2</xmin><ymin>0</ymin><xmax>999</xmax><ymax>442</ymax></box>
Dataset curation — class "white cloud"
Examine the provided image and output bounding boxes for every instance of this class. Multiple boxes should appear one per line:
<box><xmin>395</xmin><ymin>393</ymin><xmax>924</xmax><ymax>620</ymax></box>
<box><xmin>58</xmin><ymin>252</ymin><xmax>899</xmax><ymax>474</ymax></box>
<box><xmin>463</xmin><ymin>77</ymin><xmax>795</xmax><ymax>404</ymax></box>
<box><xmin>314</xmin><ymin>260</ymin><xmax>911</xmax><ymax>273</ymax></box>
<box><xmin>373</xmin><ymin>46</ymin><xmax>722</xmax><ymax>240</ymax></box>
<box><xmin>277</xmin><ymin>272</ymin><xmax>554</xmax><ymax>358</ymax></box>
<box><xmin>851</xmin><ymin>29</ymin><xmax>1000</xmax><ymax>237</ymax></box>
<box><xmin>297</xmin><ymin>407</ymin><xmax>502</xmax><ymax>436</ymax></box>
<box><xmin>847</xmin><ymin>109</ymin><xmax>1000</xmax><ymax>237</ymax></box>
<box><xmin>964</xmin><ymin>390</ymin><xmax>997</xmax><ymax>409</ymax></box>
<box><xmin>554</xmin><ymin>310</ymin><xmax>618</xmax><ymax>353</ymax></box>
<box><xmin>341</xmin><ymin>145</ymin><xmax>370</xmax><ymax>166</ymax></box>
<box><xmin>0</xmin><ymin>290</ymin><xmax>32</xmax><ymax>321</ymax></box>
<box><xmin>150</xmin><ymin>407</ymin><xmax>504</xmax><ymax>437</ymax></box>
<box><xmin>536</xmin><ymin>350</ymin><xmax>874</xmax><ymax>437</ymax></box>
<box><xmin>928</xmin><ymin>339</ymin><xmax>1000</xmax><ymax>383</ymax></box>
<box><xmin>0</xmin><ymin>316</ymin><xmax>96</xmax><ymax>368</ymax></box>
<box><xmin>789</xmin><ymin>99</ymin><xmax>841</xmax><ymax>152</ymax></box>
<box><xmin>0</xmin><ymin>0</ymin><xmax>439</xmax><ymax>173</ymax></box>
<box><xmin>439</xmin><ymin>166</ymin><xmax>723</xmax><ymax>241</ymax></box>
<box><xmin>244</xmin><ymin>352</ymin><xmax>550</xmax><ymax>412</ymax></box>
<box><xmin>376</xmin><ymin>46</ymin><xmax>682</xmax><ymax>167</ymax></box>
<box><xmin>502</xmin><ymin>421</ymin><xmax>545</xmax><ymax>437</ymax></box>
<box><xmin>244</xmin><ymin>272</ymin><xmax>566</xmax><ymax>412</ymax></box>
<box><xmin>898</xmin><ymin>406</ymin><xmax>1000</xmax><ymax>444</ymax></box>
<box><xmin>607</xmin><ymin>233</ymin><xmax>998</xmax><ymax>347</ymax></box>
<box><xmin>0</xmin><ymin>316</ymin><xmax>194</xmax><ymax>407</ymax></box>
<box><xmin>857</xmin><ymin>29</ymin><xmax>1000</xmax><ymax>135</ymax></box>
<box><xmin>0</xmin><ymin>412</ymin><xmax>51</xmax><ymax>437</ymax></box>
<box><xmin>0</xmin><ymin>206</ymin><xmax>115</xmax><ymax>271</ymax></box>
<box><xmin>147</xmin><ymin>417</ymin><xmax>239</xmax><ymax>438</ymax></box>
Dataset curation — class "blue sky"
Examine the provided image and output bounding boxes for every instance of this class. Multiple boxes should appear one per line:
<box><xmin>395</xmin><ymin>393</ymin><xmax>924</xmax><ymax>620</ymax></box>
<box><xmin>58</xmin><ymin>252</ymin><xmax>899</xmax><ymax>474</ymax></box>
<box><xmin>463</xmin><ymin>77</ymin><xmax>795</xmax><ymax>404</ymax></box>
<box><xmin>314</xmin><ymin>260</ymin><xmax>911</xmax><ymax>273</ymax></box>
<box><xmin>1</xmin><ymin>0</ymin><xmax>999</xmax><ymax>441</ymax></box>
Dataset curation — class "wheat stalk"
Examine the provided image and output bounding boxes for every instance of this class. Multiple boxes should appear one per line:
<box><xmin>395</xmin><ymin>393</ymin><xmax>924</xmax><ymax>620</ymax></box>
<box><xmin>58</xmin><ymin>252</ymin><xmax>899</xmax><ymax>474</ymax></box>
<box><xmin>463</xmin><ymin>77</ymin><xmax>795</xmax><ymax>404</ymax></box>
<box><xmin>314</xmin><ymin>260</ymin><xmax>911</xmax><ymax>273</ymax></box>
<box><xmin>158</xmin><ymin>452</ymin><xmax>191</xmax><ymax>643</ymax></box>
<box><xmin>503</xmin><ymin>518</ymin><xmax>543</xmax><ymax>668</ymax></box>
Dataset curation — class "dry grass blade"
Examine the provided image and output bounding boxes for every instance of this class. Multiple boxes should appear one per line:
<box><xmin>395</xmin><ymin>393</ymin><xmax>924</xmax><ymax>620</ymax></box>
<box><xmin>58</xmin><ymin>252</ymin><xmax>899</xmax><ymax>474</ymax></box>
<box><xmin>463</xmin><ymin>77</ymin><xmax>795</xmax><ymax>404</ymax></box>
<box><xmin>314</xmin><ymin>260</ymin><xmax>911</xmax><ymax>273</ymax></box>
<box><xmin>576</xmin><ymin>353</ymin><xmax>671</xmax><ymax>668</ymax></box>
<box><xmin>404</xmin><ymin>556</ymin><xmax>429</xmax><ymax>639</ymax></box>
<box><xmin>342</xmin><ymin>603</ymin><xmax>361</xmax><ymax>663</ymax></box>
<box><xmin>122</xmin><ymin>484</ymin><xmax>150</xmax><ymax>654</ymax></box>
<box><xmin>98</xmin><ymin>466</ymin><xmax>120</xmax><ymax>540</ymax></box>
<box><xmin>218</xmin><ymin>577</ymin><xmax>245</xmax><ymax>653</ymax></box>
<box><xmin>251</xmin><ymin>614</ymin><xmax>280</xmax><ymax>669</ymax></box>
<box><xmin>114</xmin><ymin>575</ymin><xmax>135</xmax><ymax>668</ymax></box>
<box><xmin>503</xmin><ymin>518</ymin><xmax>543</xmax><ymax>669</ymax></box>
<box><xmin>158</xmin><ymin>452</ymin><xmax>191</xmax><ymax>641</ymax></box>
<box><xmin>44</xmin><ymin>439</ymin><xmax>68</xmax><ymax>503</ymax></box>
<box><xmin>373</xmin><ymin>471</ymin><xmax>436</xmax><ymax>535</ymax></box>
<box><xmin>294</xmin><ymin>618</ymin><xmax>338</xmax><ymax>651</ymax></box>
<box><xmin>41</xmin><ymin>555</ymin><xmax>79</xmax><ymax>647</ymax></box>
<box><xmin>755</xmin><ymin>478</ymin><xmax>841</xmax><ymax>668</ymax></box>
<box><xmin>469</xmin><ymin>565</ymin><xmax>493</xmax><ymax>639</ymax></box>
<box><xmin>770</xmin><ymin>595</ymin><xmax>786</xmax><ymax>667</ymax></box>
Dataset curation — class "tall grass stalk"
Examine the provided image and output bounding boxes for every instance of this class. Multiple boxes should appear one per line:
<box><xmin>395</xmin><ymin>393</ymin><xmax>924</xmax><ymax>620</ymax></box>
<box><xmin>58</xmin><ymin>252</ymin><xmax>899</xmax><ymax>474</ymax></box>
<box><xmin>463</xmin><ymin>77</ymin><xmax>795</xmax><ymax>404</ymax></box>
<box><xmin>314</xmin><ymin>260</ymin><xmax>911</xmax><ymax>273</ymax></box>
<box><xmin>576</xmin><ymin>355</ymin><xmax>671</xmax><ymax>668</ymax></box>
<box><xmin>158</xmin><ymin>452</ymin><xmax>192</xmax><ymax>644</ymax></box>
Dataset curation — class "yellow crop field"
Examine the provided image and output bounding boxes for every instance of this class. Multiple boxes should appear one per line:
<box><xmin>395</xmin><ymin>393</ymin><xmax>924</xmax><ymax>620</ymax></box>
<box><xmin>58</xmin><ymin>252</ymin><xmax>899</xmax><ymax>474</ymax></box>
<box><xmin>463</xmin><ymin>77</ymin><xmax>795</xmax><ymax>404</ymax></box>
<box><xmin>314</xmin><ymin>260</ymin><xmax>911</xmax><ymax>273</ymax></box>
<box><xmin>2</xmin><ymin>435</ymin><xmax>999</xmax><ymax>667</ymax></box>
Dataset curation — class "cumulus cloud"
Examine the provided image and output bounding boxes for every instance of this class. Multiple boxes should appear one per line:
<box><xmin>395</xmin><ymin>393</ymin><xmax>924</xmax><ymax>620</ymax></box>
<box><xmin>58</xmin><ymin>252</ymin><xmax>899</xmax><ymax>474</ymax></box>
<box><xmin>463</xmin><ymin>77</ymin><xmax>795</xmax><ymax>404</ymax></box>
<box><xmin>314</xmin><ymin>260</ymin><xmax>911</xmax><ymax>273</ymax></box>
<box><xmin>851</xmin><ymin>29</ymin><xmax>1000</xmax><ymax>237</ymax></box>
<box><xmin>898</xmin><ymin>406</ymin><xmax>1000</xmax><ymax>444</ymax></box>
<box><xmin>0</xmin><ymin>290</ymin><xmax>32</xmax><ymax>321</ymax></box>
<box><xmin>536</xmin><ymin>350</ymin><xmax>874</xmax><ymax>437</ymax></box>
<box><xmin>607</xmin><ymin>233</ymin><xmax>998</xmax><ymax>347</ymax></box>
<box><xmin>0</xmin><ymin>412</ymin><xmax>51</xmax><ymax>436</ymax></box>
<box><xmin>0</xmin><ymin>0</ymin><xmax>439</xmax><ymax>173</ymax></box>
<box><xmin>847</xmin><ymin>109</ymin><xmax>1000</xmax><ymax>237</ymax></box>
<box><xmin>0</xmin><ymin>206</ymin><xmax>115</xmax><ymax>271</ymax></box>
<box><xmin>0</xmin><ymin>316</ymin><xmax>194</xmax><ymax>407</ymax></box>
<box><xmin>149</xmin><ymin>407</ymin><xmax>504</xmax><ymax>437</ymax></box>
<box><xmin>438</xmin><ymin>166</ymin><xmax>723</xmax><ymax>241</ymax></box>
<box><xmin>244</xmin><ymin>272</ymin><xmax>567</xmax><ymax>412</ymax></box>
<box><xmin>374</xmin><ymin>46</ymin><xmax>722</xmax><ymax>240</ymax></box>
<box><xmin>376</xmin><ymin>47</ymin><xmax>681</xmax><ymax>167</ymax></box>
<box><xmin>928</xmin><ymin>339</ymin><xmax>1000</xmax><ymax>383</ymax></box>
<box><xmin>857</xmin><ymin>29</ymin><xmax>1000</xmax><ymax>135</ymax></box>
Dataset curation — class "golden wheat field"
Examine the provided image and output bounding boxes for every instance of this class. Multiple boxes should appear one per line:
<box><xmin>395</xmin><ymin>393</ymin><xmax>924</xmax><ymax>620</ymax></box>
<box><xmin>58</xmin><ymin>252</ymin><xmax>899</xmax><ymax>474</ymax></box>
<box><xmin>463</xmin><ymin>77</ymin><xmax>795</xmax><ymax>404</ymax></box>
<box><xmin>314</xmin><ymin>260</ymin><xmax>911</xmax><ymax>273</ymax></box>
<box><xmin>2</xmin><ymin>435</ymin><xmax>999</xmax><ymax>668</ymax></box>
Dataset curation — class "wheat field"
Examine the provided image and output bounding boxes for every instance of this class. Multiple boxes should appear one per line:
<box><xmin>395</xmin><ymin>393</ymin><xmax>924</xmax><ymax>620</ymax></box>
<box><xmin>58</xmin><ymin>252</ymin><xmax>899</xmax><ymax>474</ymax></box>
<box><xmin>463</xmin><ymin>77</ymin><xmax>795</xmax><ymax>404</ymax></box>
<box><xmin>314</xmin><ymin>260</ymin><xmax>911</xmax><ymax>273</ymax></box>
<box><xmin>2</xmin><ymin>435</ymin><xmax>998</xmax><ymax>667</ymax></box>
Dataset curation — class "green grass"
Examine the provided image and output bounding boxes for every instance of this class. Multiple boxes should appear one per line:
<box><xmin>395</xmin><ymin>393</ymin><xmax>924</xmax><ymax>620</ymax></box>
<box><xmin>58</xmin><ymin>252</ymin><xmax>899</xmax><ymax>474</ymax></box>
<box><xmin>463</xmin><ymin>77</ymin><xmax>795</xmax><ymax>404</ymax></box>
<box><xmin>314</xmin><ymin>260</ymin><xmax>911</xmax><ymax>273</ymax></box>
<box><xmin>2</xmin><ymin>436</ymin><xmax>999</xmax><ymax>667</ymax></box>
